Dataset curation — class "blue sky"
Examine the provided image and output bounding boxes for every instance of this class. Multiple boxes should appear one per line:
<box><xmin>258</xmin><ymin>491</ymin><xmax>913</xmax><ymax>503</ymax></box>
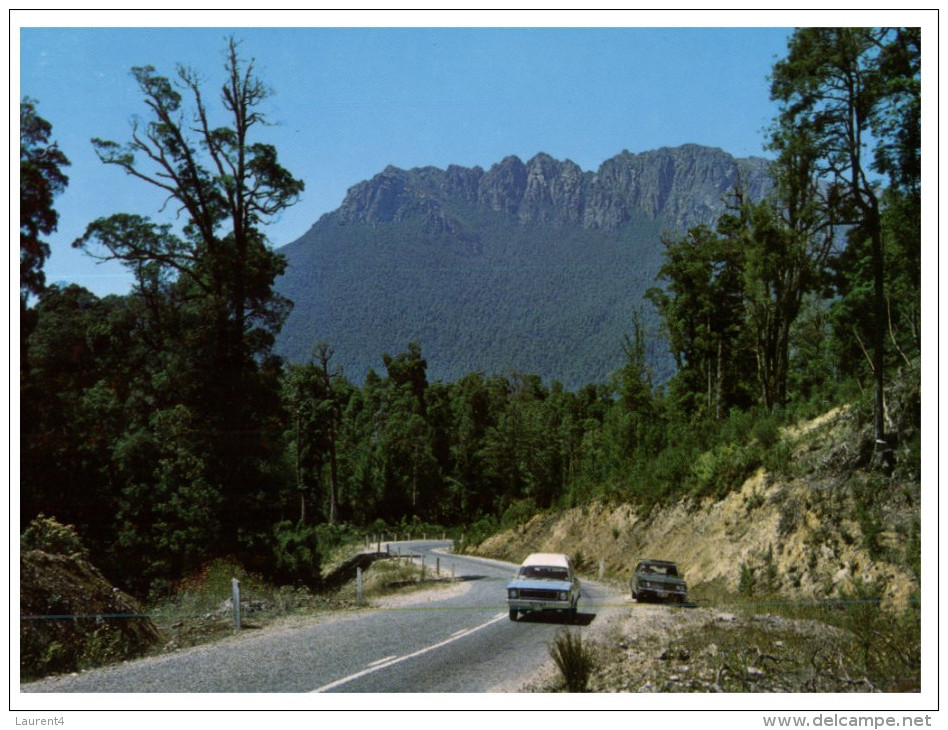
<box><xmin>14</xmin><ymin>11</ymin><xmax>890</xmax><ymax>297</ymax></box>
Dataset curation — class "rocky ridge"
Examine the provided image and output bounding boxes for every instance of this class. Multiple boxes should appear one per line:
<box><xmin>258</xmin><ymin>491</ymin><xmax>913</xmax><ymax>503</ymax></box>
<box><xmin>330</xmin><ymin>145</ymin><xmax>771</xmax><ymax>234</ymax></box>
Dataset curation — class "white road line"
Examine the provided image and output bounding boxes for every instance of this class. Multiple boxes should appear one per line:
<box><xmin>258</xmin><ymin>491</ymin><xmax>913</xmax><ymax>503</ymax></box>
<box><xmin>368</xmin><ymin>655</ymin><xmax>398</xmax><ymax>667</ymax></box>
<box><xmin>310</xmin><ymin>612</ymin><xmax>507</xmax><ymax>693</ymax></box>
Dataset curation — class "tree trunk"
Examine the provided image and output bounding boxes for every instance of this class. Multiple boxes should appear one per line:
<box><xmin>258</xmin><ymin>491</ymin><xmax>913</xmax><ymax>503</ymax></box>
<box><xmin>715</xmin><ymin>337</ymin><xmax>724</xmax><ymax>421</ymax></box>
<box><xmin>328</xmin><ymin>436</ymin><xmax>338</xmax><ymax>525</ymax></box>
<box><xmin>296</xmin><ymin>409</ymin><xmax>306</xmax><ymax>525</ymax></box>
<box><xmin>870</xmin><ymin>222</ymin><xmax>888</xmax><ymax>455</ymax></box>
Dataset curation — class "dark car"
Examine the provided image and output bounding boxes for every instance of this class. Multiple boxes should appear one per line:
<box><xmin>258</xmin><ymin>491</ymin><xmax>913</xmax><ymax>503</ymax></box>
<box><xmin>630</xmin><ymin>559</ymin><xmax>687</xmax><ymax>603</ymax></box>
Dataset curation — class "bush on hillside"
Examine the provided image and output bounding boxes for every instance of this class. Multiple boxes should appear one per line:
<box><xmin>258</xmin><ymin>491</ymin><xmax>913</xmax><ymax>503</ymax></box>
<box><xmin>270</xmin><ymin>521</ymin><xmax>322</xmax><ymax>589</ymax></box>
<box><xmin>20</xmin><ymin>516</ymin><xmax>162</xmax><ymax>680</ymax></box>
<box><xmin>21</xmin><ymin>514</ymin><xmax>88</xmax><ymax>558</ymax></box>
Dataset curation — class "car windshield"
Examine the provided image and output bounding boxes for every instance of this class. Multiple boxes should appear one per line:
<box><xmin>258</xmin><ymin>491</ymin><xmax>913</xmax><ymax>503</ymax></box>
<box><xmin>640</xmin><ymin>563</ymin><xmax>678</xmax><ymax>577</ymax></box>
<box><xmin>519</xmin><ymin>566</ymin><xmax>569</xmax><ymax>581</ymax></box>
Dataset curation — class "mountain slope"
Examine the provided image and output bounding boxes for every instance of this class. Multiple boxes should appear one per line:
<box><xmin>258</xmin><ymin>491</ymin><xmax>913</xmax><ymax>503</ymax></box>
<box><xmin>274</xmin><ymin>145</ymin><xmax>771</xmax><ymax>388</ymax></box>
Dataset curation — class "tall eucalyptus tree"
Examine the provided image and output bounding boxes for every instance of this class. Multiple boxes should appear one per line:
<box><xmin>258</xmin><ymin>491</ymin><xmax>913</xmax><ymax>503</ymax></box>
<box><xmin>75</xmin><ymin>37</ymin><xmax>304</xmax><ymax>559</ymax></box>
<box><xmin>770</xmin><ymin>27</ymin><xmax>921</xmax><ymax>453</ymax></box>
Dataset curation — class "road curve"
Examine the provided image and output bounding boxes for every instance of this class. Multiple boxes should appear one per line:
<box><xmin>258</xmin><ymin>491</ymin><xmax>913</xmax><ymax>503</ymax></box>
<box><xmin>21</xmin><ymin>541</ymin><xmax>624</xmax><ymax>693</ymax></box>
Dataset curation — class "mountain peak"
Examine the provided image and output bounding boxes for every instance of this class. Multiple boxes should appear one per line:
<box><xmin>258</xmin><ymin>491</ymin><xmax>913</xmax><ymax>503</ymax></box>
<box><xmin>276</xmin><ymin>145</ymin><xmax>772</xmax><ymax>387</ymax></box>
<box><xmin>329</xmin><ymin>144</ymin><xmax>769</xmax><ymax>232</ymax></box>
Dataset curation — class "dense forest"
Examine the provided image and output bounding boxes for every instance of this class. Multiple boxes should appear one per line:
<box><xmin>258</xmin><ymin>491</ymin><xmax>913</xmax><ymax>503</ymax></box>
<box><xmin>20</xmin><ymin>29</ymin><xmax>921</xmax><ymax>599</ymax></box>
<box><xmin>276</xmin><ymin>205</ymin><xmax>675</xmax><ymax>389</ymax></box>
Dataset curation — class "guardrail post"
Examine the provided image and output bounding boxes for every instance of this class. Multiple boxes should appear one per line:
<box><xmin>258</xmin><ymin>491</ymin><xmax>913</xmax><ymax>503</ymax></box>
<box><xmin>436</xmin><ymin>557</ymin><xmax>440</xmax><ymax>576</ymax></box>
<box><xmin>599</xmin><ymin>558</ymin><xmax>605</xmax><ymax>580</ymax></box>
<box><xmin>356</xmin><ymin>567</ymin><xmax>364</xmax><ymax>606</ymax></box>
<box><xmin>421</xmin><ymin>556</ymin><xmax>426</xmax><ymax>581</ymax></box>
<box><xmin>231</xmin><ymin>578</ymin><xmax>241</xmax><ymax>632</ymax></box>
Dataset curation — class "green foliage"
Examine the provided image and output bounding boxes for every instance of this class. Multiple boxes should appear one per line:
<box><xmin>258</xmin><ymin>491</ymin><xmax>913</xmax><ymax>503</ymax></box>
<box><xmin>270</xmin><ymin>521</ymin><xmax>322</xmax><ymax>589</ymax></box>
<box><xmin>690</xmin><ymin>443</ymin><xmax>753</xmax><ymax>500</ymax></box>
<box><xmin>903</xmin><ymin>518</ymin><xmax>921</xmax><ymax>582</ymax></box>
<box><xmin>21</xmin><ymin>291</ymin><xmax>904</xmax><ymax>598</ymax></box>
<box><xmin>760</xmin><ymin>545</ymin><xmax>779</xmax><ymax>594</ymax></box>
<box><xmin>777</xmin><ymin>496</ymin><xmax>804</xmax><ymax>538</ymax></box>
<box><xmin>77</xmin><ymin>626</ymin><xmax>135</xmax><ymax>671</ymax></box>
<box><xmin>750</xmin><ymin>411</ymin><xmax>781</xmax><ymax>450</ymax></box>
<box><xmin>361</xmin><ymin>558</ymin><xmax>426</xmax><ymax>594</ymax></box>
<box><xmin>110</xmin><ymin>405</ymin><xmax>225</xmax><ymax>594</ymax></box>
<box><xmin>499</xmin><ymin>498</ymin><xmax>538</xmax><ymax>530</ymax></box>
<box><xmin>20</xmin><ymin>285</ymin><xmax>129</xmax><ymax>564</ymax></box>
<box><xmin>72</xmin><ymin>38</ymin><xmax>301</xmax><ymax>566</ymax></box>
<box><xmin>277</xmin><ymin>206</ymin><xmax>673</xmax><ymax>390</ymax></box>
<box><xmin>738</xmin><ymin>562</ymin><xmax>756</xmax><ymax>597</ymax></box>
<box><xmin>771</xmin><ymin>28</ymin><xmax>921</xmax><ymax>444</ymax></box>
<box><xmin>837</xmin><ymin>578</ymin><xmax>885</xmax><ymax>671</ymax></box>
<box><xmin>21</xmin><ymin>38</ymin><xmax>304</xmax><ymax>593</ymax></box>
<box><xmin>21</xmin><ymin>515</ymin><xmax>88</xmax><ymax>559</ymax></box>
<box><xmin>738</xmin><ymin>546</ymin><xmax>779</xmax><ymax>598</ymax></box>
<box><xmin>459</xmin><ymin>514</ymin><xmax>500</xmax><ymax>553</ymax></box>
<box><xmin>851</xmin><ymin>476</ymin><xmax>887</xmax><ymax>562</ymax></box>
<box><xmin>20</xmin><ymin>98</ymin><xmax>70</xmax><ymax>301</ymax></box>
<box><xmin>648</xmin><ymin>223</ymin><xmax>754</xmax><ymax>418</ymax></box>
<box><xmin>549</xmin><ymin>629</ymin><xmax>595</xmax><ymax>692</ymax></box>
<box><xmin>19</xmin><ymin>31</ymin><xmax>920</xmax><ymax>605</ymax></box>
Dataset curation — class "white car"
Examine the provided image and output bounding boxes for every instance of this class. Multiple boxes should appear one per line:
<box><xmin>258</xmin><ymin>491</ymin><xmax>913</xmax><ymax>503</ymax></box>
<box><xmin>506</xmin><ymin>553</ymin><xmax>580</xmax><ymax>622</ymax></box>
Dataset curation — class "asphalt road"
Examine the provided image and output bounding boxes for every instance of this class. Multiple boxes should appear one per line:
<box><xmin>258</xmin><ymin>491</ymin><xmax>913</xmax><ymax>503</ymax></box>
<box><xmin>21</xmin><ymin>541</ymin><xmax>624</xmax><ymax>693</ymax></box>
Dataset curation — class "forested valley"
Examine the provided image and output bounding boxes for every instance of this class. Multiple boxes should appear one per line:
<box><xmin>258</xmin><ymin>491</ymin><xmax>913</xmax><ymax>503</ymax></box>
<box><xmin>20</xmin><ymin>29</ymin><xmax>921</xmax><ymax>602</ymax></box>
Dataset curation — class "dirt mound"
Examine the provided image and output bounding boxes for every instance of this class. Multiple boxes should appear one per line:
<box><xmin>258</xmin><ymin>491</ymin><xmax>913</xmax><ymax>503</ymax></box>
<box><xmin>20</xmin><ymin>549</ymin><xmax>163</xmax><ymax>679</ymax></box>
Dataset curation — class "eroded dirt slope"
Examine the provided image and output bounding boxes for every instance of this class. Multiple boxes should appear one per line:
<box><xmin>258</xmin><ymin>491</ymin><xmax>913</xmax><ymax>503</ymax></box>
<box><xmin>475</xmin><ymin>405</ymin><xmax>918</xmax><ymax>608</ymax></box>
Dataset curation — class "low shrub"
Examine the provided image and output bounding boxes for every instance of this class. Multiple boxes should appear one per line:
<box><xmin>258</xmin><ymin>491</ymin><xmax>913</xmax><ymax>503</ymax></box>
<box><xmin>21</xmin><ymin>515</ymin><xmax>88</xmax><ymax>558</ymax></box>
<box><xmin>549</xmin><ymin>629</ymin><xmax>595</xmax><ymax>692</ymax></box>
<box><xmin>690</xmin><ymin>443</ymin><xmax>757</xmax><ymax>499</ymax></box>
<box><xmin>458</xmin><ymin>514</ymin><xmax>499</xmax><ymax>552</ymax></box>
<box><xmin>500</xmin><ymin>498</ymin><xmax>538</xmax><ymax>530</ymax></box>
<box><xmin>271</xmin><ymin>521</ymin><xmax>322</xmax><ymax>589</ymax></box>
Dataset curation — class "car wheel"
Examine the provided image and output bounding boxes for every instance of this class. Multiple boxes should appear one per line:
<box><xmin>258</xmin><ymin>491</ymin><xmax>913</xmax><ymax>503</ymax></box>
<box><xmin>509</xmin><ymin>609</ymin><xmax>518</xmax><ymax>621</ymax></box>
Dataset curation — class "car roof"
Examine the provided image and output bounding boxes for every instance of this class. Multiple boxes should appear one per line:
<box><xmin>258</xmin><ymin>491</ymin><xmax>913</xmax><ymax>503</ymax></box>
<box><xmin>522</xmin><ymin>553</ymin><xmax>571</xmax><ymax>568</ymax></box>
